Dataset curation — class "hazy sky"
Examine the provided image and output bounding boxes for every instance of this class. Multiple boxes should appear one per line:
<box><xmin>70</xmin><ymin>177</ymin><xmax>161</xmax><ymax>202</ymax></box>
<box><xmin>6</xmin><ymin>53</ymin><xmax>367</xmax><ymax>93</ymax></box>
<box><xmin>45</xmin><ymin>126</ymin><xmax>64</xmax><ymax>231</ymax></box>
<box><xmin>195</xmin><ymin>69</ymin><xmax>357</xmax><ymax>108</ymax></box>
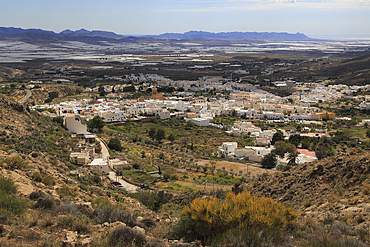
<box><xmin>1</xmin><ymin>0</ymin><xmax>369</xmax><ymax>38</ymax></box>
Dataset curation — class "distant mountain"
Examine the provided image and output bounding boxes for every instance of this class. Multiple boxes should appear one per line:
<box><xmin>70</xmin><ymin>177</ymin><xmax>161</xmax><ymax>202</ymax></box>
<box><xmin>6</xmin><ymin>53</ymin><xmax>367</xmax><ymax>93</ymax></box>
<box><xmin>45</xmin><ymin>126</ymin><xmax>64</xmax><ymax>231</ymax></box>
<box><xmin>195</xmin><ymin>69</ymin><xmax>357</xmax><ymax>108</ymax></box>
<box><xmin>0</xmin><ymin>27</ymin><xmax>55</xmax><ymax>35</ymax></box>
<box><xmin>0</xmin><ymin>27</ymin><xmax>314</xmax><ymax>44</ymax></box>
<box><xmin>59</xmin><ymin>28</ymin><xmax>125</xmax><ymax>39</ymax></box>
<box><xmin>152</xmin><ymin>30</ymin><xmax>313</xmax><ymax>41</ymax></box>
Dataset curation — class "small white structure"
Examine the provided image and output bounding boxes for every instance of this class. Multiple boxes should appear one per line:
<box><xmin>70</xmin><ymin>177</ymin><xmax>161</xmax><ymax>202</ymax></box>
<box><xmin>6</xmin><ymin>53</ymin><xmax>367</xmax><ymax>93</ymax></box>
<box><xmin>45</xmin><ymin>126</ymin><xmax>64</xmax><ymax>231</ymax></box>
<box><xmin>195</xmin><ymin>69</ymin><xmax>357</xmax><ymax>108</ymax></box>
<box><xmin>218</xmin><ymin>142</ymin><xmax>238</xmax><ymax>157</ymax></box>
<box><xmin>159</xmin><ymin>110</ymin><xmax>171</xmax><ymax>120</ymax></box>
<box><xmin>70</xmin><ymin>152</ymin><xmax>90</xmax><ymax>165</ymax></box>
<box><xmin>109</xmin><ymin>158</ymin><xmax>129</xmax><ymax>170</ymax></box>
<box><xmin>260</xmin><ymin>129</ymin><xmax>276</xmax><ymax>139</ymax></box>
<box><xmin>89</xmin><ymin>158</ymin><xmax>109</xmax><ymax>175</ymax></box>
<box><xmin>243</xmin><ymin>146</ymin><xmax>275</xmax><ymax>162</ymax></box>
<box><xmin>187</xmin><ymin>117</ymin><xmax>210</xmax><ymax>127</ymax></box>
<box><xmin>65</xmin><ymin>114</ymin><xmax>88</xmax><ymax>134</ymax></box>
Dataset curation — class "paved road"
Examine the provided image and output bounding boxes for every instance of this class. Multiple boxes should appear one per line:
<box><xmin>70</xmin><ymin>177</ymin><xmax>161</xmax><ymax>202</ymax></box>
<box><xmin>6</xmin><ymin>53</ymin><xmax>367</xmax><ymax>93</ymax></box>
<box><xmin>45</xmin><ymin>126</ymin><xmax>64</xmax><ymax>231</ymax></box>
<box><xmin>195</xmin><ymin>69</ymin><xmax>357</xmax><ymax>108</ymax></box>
<box><xmin>18</xmin><ymin>89</ymin><xmax>31</xmax><ymax>103</ymax></box>
<box><xmin>108</xmin><ymin>171</ymin><xmax>138</xmax><ymax>192</ymax></box>
<box><xmin>95</xmin><ymin>136</ymin><xmax>139</xmax><ymax>192</ymax></box>
<box><xmin>96</xmin><ymin>137</ymin><xmax>109</xmax><ymax>161</ymax></box>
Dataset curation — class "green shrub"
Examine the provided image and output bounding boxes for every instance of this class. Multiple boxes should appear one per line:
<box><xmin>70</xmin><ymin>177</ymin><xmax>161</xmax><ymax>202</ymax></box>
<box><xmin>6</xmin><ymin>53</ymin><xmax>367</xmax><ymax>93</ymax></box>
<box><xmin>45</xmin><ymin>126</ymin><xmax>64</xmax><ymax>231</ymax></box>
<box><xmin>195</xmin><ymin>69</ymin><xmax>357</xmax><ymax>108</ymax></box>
<box><xmin>170</xmin><ymin>192</ymin><xmax>297</xmax><ymax>244</ymax></box>
<box><xmin>0</xmin><ymin>176</ymin><xmax>17</xmax><ymax>194</ymax></box>
<box><xmin>31</xmin><ymin>173</ymin><xmax>55</xmax><ymax>186</ymax></box>
<box><xmin>91</xmin><ymin>197</ymin><xmax>112</xmax><ymax>209</ymax></box>
<box><xmin>108</xmin><ymin>138</ymin><xmax>122</xmax><ymax>151</ymax></box>
<box><xmin>78</xmin><ymin>184</ymin><xmax>88</xmax><ymax>191</ymax></box>
<box><xmin>128</xmin><ymin>190</ymin><xmax>172</xmax><ymax>212</ymax></box>
<box><xmin>0</xmin><ymin>191</ymin><xmax>25</xmax><ymax>215</ymax></box>
<box><xmin>303</xmin><ymin>201</ymin><xmax>313</xmax><ymax>208</ymax></box>
<box><xmin>0</xmin><ymin>175</ymin><xmax>25</xmax><ymax>215</ymax></box>
<box><xmin>4</xmin><ymin>156</ymin><xmax>26</xmax><ymax>170</ymax></box>
<box><xmin>56</xmin><ymin>185</ymin><xmax>78</xmax><ymax>200</ymax></box>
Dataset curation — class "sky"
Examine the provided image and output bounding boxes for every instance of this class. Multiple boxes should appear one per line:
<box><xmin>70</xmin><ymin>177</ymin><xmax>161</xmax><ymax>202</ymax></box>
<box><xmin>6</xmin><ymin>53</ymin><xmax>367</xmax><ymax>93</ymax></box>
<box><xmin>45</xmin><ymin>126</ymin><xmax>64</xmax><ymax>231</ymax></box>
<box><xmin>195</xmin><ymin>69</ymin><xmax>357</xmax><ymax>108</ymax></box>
<box><xmin>0</xmin><ymin>0</ymin><xmax>369</xmax><ymax>38</ymax></box>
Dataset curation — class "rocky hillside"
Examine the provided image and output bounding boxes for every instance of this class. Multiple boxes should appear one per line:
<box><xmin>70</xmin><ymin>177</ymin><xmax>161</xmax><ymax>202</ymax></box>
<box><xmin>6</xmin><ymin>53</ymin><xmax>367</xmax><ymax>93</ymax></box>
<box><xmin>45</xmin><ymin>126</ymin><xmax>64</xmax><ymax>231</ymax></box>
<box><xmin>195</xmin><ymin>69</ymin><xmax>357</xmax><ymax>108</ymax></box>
<box><xmin>249</xmin><ymin>151</ymin><xmax>370</xmax><ymax>230</ymax></box>
<box><xmin>0</xmin><ymin>95</ymin><xmax>189</xmax><ymax>247</ymax></box>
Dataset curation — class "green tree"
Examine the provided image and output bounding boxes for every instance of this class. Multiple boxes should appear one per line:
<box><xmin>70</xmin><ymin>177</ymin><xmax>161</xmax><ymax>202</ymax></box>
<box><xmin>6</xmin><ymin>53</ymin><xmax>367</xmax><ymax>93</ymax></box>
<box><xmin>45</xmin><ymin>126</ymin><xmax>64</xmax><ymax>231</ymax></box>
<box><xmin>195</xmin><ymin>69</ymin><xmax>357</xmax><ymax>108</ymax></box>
<box><xmin>367</xmin><ymin>129</ymin><xmax>370</xmax><ymax>138</ymax></box>
<box><xmin>271</xmin><ymin>130</ymin><xmax>284</xmax><ymax>145</ymax></box>
<box><xmin>261</xmin><ymin>153</ymin><xmax>277</xmax><ymax>169</ymax></box>
<box><xmin>87</xmin><ymin>116</ymin><xmax>105</xmax><ymax>132</ymax></box>
<box><xmin>163</xmin><ymin>173</ymin><xmax>171</xmax><ymax>182</ymax></box>
<box><xmin>149</xmin><ymin>128</ymin><xmax>156</xmax><ymax>140</ymax></box>
<box><xmin>296</xmin><ymin>124</ymin><xmax>302</xmax><ymax>132</ymax></box>
<box><xmin>185</xmin><ymin>120</ymin><xmax>195</xmax><ymax>129</ymax></box>
<box><xmin>98</xmin><ymin>86</ymin><xmax>106</xmax><ymax>97</ymax></box>
<box><xmin>48</xmin><ymin>91</ymin><xmax>59</xmax><ymax>100</ymax></box>
<box><xmin>283</xmin><ymin>143</ymin><xmax>297</xmax><ymax>154</ymax></box>
<box><xmin>158</xmin><ymin>152</ymin><xmax>165</xmax><ymax>160</ymax></box>
<box><xmin>274</xmin><ymin>141</ymin><xmax>287</xmax><ymax>156</ymax></box>
<box><xmin>301</xmin><ymin>137</ymin><xmax>311</xmax><ymax>149</ymax></box>
<box><xmin>288</xmin><ymin>134</ymin><xmax>301</xmax><ymax>147</ymax></box>
<box><xmin>155</xmin><ymin>128</ymin><xmax>166</xmax><ymax>143</ymax></box>
<box><xmin>288</xmin><ymin>152</ymin><xmax>299</xmax><ymax>166</ymax></box>
<box><xmin>52</xmin><ymin>116</ymin><xmax>64</xmax><ymax>126</ymax></box>
<box><xmin>168</xmin><ymin>133</ymin><xmax>175</xmax><ymax>144</ymax></box>
<box><xmin>108</xmin><ymin>138</ymin><xmax>122</xmax><ymax>151</ymax></box>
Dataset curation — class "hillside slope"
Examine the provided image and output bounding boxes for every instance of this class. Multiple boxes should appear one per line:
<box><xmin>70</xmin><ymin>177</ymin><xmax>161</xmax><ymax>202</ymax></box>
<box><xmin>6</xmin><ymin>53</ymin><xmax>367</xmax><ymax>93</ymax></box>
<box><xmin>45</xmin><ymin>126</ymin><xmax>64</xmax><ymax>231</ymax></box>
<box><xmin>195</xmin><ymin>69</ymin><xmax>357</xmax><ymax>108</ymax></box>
<box><xmin>0</xmin><ymin>95</ymin><xmax>179</xmax><ymax>246</ymax></box>
<box><xmin>249</xmin><ymin>151</ymin><xmax>370</xmax><ymax>230</ymax></box>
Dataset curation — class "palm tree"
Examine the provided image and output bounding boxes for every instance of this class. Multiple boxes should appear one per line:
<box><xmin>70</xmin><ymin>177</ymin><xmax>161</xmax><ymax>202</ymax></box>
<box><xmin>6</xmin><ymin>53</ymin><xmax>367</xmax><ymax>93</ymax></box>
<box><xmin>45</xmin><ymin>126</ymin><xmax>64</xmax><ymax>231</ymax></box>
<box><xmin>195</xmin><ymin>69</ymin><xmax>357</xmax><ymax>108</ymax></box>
<box><xmin>288</xmin><ymin>152</ymin><xmax>299</xmax><ymax>166</ymax></box>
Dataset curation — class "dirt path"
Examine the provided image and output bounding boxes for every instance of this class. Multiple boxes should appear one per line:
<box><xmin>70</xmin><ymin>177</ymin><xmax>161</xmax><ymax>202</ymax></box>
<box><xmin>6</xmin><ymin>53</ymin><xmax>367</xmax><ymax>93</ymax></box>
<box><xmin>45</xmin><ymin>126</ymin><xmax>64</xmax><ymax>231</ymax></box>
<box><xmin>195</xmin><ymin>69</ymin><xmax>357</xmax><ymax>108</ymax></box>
<box><xmin>196</xmin><ymin>160</ymin><xmax>276</xmax><ymax>177</ymax></box>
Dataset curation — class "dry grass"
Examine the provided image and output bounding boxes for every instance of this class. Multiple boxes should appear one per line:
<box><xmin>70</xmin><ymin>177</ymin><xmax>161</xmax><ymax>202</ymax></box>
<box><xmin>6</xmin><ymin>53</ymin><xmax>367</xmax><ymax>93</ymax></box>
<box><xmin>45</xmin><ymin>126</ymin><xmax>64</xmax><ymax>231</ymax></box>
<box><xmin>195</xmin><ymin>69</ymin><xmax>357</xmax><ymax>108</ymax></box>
<box><xmin>197</xmin><ymin>160</ymin><xmax>276</xmax><ymax>177</ymax></box>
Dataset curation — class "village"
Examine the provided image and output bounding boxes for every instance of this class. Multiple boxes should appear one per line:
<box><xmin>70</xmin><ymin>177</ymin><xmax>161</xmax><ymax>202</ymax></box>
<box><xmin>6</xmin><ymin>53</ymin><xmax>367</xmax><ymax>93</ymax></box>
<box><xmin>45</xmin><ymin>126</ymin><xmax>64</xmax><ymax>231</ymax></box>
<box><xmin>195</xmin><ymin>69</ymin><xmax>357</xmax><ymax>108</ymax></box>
<box><xmin>25</xmin><ymin>74</ymin><xmax>370</xmax><ymax>181</ymax></box>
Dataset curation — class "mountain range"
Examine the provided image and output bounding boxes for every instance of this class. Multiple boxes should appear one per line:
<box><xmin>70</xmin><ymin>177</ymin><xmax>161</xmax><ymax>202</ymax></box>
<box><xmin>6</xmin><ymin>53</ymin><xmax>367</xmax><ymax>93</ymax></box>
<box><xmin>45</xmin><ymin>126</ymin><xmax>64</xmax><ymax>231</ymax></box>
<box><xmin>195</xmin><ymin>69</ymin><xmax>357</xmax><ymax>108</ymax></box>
<box><xmin>0</xmin><ymin>27</ymin><xmax>314</xmax><ymax>42</ymax></box>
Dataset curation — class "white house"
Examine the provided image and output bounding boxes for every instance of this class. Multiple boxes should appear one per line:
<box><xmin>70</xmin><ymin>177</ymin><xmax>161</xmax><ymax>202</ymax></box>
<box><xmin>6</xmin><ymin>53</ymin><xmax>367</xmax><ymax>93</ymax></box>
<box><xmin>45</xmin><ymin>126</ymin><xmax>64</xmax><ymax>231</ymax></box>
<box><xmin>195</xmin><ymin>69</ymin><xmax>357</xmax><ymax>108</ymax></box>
<box><xmin>160</xmin><ymin>110</ymin><xmax>171</xmax><ymax>120</ymax></box>
<box><xmin>69</xmin><ymin>152</ymin><xmax>90</xmax><ymax>165</ymax></box>
<box><xmin>218</xmin><ymin>142</ymin><xmax>238</xmax><ymax>157</ymax></box>
<box><xmin>89</xmin><ymin>158</ymin><xmax>109</xmax><ymax>175</ymax></box>
<box><xmin>260</xmin><ymin>129</ymin><xmax>276</xmax><ymax>139</ymax></box>
<box><xmin>65</xmin><ymin>114</ymin><xmax>88</xmax><ymax>134</ymax></box>
<box><xmin>176</xmin><ymin>101</ymin><xmax>188</xmax><ymax>111</ymax></box>
<box><xmin>244</xmin><ymin>146</ymin><xmax>275</xmax><ymax>162</ymax></box>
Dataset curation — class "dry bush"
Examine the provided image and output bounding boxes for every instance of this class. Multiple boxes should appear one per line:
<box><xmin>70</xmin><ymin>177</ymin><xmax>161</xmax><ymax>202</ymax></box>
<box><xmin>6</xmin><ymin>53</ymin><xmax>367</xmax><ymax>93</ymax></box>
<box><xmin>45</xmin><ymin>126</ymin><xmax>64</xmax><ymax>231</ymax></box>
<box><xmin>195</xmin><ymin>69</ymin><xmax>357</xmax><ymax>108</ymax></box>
<box><xmin>108</xmin><ymin>226</ymin><xmax>146</xmax><ymax>247</ymax></box>
<box><xmin>56</xmin><ymin>202</ymin><xmax>94</xmax><ymax>219</ymax></box>
<box><xmin>56</xmin><ymin>185</ymin><xmax>78</xmax><ymax>201</ymax></box>
<box><xmin>362</xmin><ymin>183</ymin><xmax>370</xmax><ymax>196</ymax></box>
<box><xmin>23</xmin><ymin>211</ymin><xmax>40</xmax><ymax>227</ymax></box>
<box><xmin>94</xmin><ymin>206</ymin><xmax>137</xmax><ymax>227</ymax></box>
<box><xmin>296</xmin><ymin>218</ymin><xmax>367</xmax><ymax>247</ymax></box>
<box><xmin>57</xmin><ymin>214</ymin><xmax>91</xmax><ymax>234</ymax></box>
<box><xmin>140</xmin><ymin>217</ymin><xmax>156</xmax><ymax>229</ymax></box>
<box><xmin>150</xmin><ymin>224</ymin><xmax>170</xmax><ymax>240</ymax></box>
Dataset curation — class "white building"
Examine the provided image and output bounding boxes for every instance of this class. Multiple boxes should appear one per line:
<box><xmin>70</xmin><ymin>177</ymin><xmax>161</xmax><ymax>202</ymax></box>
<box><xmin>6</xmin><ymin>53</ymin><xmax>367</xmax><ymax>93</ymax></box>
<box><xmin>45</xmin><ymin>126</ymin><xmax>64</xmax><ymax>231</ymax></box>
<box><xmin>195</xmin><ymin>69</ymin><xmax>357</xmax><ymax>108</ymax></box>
<box><xmin>89</xmin><ymin>158</ymin><xmax>109</xmax><ymax>175</ymax></box>
<box><xmin>65</xmin><ymin>114</ymin><xmax>88</xmax><ymax>134</ymax></box>
<box><xmin>187</xmin><ymin>117</ymin><xmax>211</xmax><ymax>127</ymax></box>
<box><xmin>218</xmin><ymin>142</ymin><xmax>238</xmax><ymax>157</ymax></box>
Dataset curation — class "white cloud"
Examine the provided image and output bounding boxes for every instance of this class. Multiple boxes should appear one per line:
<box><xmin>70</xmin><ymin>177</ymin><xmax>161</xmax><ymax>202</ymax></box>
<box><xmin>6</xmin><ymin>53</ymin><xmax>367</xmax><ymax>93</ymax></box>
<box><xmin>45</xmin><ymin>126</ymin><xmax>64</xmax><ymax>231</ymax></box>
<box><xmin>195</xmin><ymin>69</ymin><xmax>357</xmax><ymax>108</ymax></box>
<box><xmin>228</xmin><ymin>0</ymin><xmax>370</xmax><ymax>10</ymax></box>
